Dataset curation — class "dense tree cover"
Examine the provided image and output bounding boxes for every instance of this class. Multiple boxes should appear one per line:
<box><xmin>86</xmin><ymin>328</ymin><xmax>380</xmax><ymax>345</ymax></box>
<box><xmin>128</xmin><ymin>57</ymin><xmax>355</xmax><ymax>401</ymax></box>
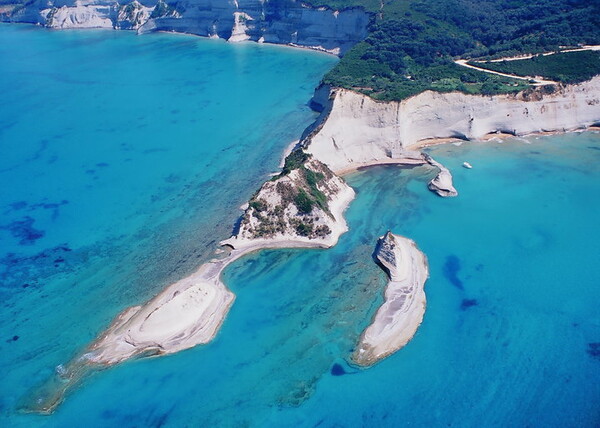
<box><xmin>413</xmin><ymin>0</ymin><xmax>600</xmax><ymax>58</ymax></box>
<box><xmin>470</xmin><ymin>51</ymin><xmax>600</xmax><ymax>84</ymax></box>
<box><xmin>306</xmin><ymin>0</ymin><xmax>600</xmax><ymax>100</ymax></box>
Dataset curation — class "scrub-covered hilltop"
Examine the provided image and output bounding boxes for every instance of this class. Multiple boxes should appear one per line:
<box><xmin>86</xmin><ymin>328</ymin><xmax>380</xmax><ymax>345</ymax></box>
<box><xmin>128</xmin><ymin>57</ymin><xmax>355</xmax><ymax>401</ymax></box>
<box><xmin>308</xmin><ymin>0</ymin><xmax>600</xmax><ymax>100</ymax></box>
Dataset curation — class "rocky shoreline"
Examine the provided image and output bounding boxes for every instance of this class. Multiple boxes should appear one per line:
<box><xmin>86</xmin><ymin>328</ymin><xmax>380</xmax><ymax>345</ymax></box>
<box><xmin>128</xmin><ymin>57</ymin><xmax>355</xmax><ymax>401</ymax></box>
<box><xmin>1</xmin><ymin>0</ymin><xmax>369</xmax><ymax>56</ymax></box>
<box><xmin>23</xmin><ymin>36</ymin><xmax>600</xmax><ymax>410</ymax></box>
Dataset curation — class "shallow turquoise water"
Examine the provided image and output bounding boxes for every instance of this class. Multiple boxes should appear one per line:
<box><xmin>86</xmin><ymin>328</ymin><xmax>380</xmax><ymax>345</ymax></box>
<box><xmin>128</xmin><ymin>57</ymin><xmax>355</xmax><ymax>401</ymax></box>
<box><xmin>2</xmin><ymin>25</ymin><xmax>600</xmax><ymax>428</ymax></box>
<box><xmin>0</xmin><ymin>24</ymin><xmax>337</xmax><ymax>425</ymax></box>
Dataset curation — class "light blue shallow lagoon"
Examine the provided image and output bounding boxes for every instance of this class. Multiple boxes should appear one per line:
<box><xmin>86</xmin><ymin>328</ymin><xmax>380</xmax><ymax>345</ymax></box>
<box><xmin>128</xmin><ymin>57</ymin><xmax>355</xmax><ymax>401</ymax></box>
<box><xmin>1</xmin><ymin>24</ymin><xmax>599</xmax><ymax>427</ymax></box>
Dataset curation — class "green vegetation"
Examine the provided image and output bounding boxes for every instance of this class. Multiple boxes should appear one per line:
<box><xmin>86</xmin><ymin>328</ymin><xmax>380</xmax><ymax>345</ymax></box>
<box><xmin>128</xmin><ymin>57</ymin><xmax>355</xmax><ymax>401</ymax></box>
<box><xmin>289</xmin><ymin>166</ymin><xmax>329</xmax><ymax>214</ymax></box>
<box><xmin>245</xmin><ymin>151</ymin><xmax>334</xmax><ymax>239</ymax></box>
<box><xmin>280</xmin><ymin>149</ymin><xmax>309</xmax><ymax>176</ymax></box>
<box><xmin>327</xmin><ymin>44</ymin><xmax>529</xmax><ymax>100</ymax></box>
<box><xmin>292</xmin><ymin>218</ymin><xmax>313</xmax><ymax>236</ymax></box>
<box><xmin>302</xmin><ymin>168</ymin><xmax>328</xmax><ymax>213</ymax></box>
<box><xmin>469</xmin><ymin>51</ymin><xmax>600</xmax><ymax>84</ymax></box>
<box><xmin>249</xmin><ymin>199</ymin><xmax>267</xmax><ymax>212</ymax></box>
<box><xmin>307</xmin><ymin>0</ymin><xmax>600</xmax><ymax>100</ymax></box>
<box><xmin>275</xmin><ymin>149</ymin><xmax>329</xmax><ymax>214</ymax></box>
<box><xmin>302</xmin><ymin>0</ymin><xmax>381</xmax><ymax>11</ymax></box>
<box><xmin>294</xmin><ymin>189</ymin><xmax>314</xmax><ymax>214</ymax></box>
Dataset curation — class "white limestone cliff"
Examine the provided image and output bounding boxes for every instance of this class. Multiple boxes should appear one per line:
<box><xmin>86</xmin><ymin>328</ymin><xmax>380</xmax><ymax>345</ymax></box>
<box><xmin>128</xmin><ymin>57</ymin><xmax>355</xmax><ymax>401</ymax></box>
<box><xmin>115</xmin><ymin>1</ymin><xmax>152</xmax><ymax>30</ymax></box>
<box><xmin>306</xmin><ymin>79</ymin><xmax>600</xmax><ymax>173</ymax></box>
<box><xmin>6</xmin><ymin>0</ymin><xmax>369</xmax><ymax>55</ymax></box>
<box><xmin>42</xmin><ymin>2</ymin><xmax>113</xmax><ymax>29</ymax></box>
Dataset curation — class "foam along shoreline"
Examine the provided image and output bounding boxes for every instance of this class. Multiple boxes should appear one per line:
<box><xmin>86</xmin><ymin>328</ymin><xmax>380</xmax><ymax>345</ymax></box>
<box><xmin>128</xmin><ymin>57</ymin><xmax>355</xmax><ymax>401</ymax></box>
<box><xmin>353</xmin><ymin>232</ymin><xmax>429</xmax><ymax>366</ymax></box>
<box><xmin>24</xmin><ymin>156</ymin><xmax>355</xmax><ymax>415</ymax></box>
<box><xmin>423</xmin><ymin>154</ymin><xmax>458</xmax><ymax>197</ymax></box>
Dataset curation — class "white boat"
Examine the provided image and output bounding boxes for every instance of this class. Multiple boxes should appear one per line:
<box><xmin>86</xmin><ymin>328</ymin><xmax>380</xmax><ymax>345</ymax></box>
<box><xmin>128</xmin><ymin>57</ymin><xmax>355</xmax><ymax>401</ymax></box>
<box><xmin>463</xmin><ymin>162</ymin><xmax>473</xmax><ymax>169</ymax></box>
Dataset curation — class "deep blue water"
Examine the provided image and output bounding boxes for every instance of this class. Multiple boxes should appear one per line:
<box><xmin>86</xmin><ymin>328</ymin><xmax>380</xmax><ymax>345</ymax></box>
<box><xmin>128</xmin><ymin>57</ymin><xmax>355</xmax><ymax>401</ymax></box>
<box><xmin>2</xmin><ymin>24</ymin><xmax>600</xmax><ymax>428</ymax></box>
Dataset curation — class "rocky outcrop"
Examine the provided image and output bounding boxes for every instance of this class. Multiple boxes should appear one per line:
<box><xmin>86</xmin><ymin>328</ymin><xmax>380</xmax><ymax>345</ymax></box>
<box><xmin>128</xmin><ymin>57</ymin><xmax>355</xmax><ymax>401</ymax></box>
<box><xmin>115</xmin><ymin>0</ymin><xmax>153</xmax><ymax>29</ymax></box>
<box><xmin>305</xmin><ymin>78</ymin><xmax>600</xmax><ymax>172</ymax></box>
<box><xmin>2</xmin><ymin>0</ymin><xmax>369</xmax><ymax>55</ymax></box>
<box><xmin>424</xmin><ymin>154</ymin><xmax>458</xmax><ymax>197</ymax></box>
<box><xmin>223</xmin><ymin>150</ymin><xmax>355</xmax><ymax>250</ymax></box>
<box><xmin>353</xmin><ymin>232</ymin><xmax>428</xmax><ymax>366</ymax></box>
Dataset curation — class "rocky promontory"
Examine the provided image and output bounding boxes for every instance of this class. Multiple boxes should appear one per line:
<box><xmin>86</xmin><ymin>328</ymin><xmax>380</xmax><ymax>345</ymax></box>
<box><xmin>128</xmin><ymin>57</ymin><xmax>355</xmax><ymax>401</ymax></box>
<box><xmin>25</xmin><ymin>147</ymin><xmax>355</xmax><ymax>414</ymax></box>
<box><xmin>353</xmin><ymin>232</ymin><xmax>429</xmax><ymax>366</ymax></box>
<box><xmin>224</xmin><ymin>149</ymin><xmax>354</xmax><ymax>250</ymax></box>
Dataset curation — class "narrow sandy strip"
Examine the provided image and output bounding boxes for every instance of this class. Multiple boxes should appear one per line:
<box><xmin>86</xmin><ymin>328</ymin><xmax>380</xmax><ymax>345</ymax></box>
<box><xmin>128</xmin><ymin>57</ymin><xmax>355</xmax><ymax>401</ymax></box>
<box><xmin>88</xmin><ymin>162</ymin><xmax>354</xmax><ymax>365</ymax></box>
<box><xmin>353</xmin><ymin>232</ymin><xmax>429</xmax><ymax>366</ymax></box>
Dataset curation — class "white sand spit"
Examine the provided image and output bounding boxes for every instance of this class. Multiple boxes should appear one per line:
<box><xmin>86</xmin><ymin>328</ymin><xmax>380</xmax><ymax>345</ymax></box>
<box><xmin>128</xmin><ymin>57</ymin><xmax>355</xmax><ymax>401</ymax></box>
<box><xmin>90</xmin><ymin>175</ymin><xmax>353</xmax><ymax>366</ymax></box>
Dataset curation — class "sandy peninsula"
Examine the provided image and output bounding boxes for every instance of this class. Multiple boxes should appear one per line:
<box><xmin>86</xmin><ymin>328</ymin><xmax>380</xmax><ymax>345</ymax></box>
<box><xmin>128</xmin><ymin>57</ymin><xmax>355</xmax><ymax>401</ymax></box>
<box><xmin>26</xmin><ymin>152</ymin><xmax>355</xmax><ymax>414</ymax></box>
<box><xmin>86</xmin><ymin>157</ymin><xmax>356</xmax><ymax>367</ymax></box>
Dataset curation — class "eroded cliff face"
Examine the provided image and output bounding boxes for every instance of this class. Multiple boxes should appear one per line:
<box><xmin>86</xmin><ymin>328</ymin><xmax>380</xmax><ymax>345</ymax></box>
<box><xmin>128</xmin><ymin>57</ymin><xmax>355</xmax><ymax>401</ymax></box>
<box><xmin>2</xmin><ymin>0</ymin><xmax>369</xmax><ymax>54</ymax></box>
<box><xmin>306</xmin><ymin>79</ymin><xmax>600</xmax><ymax>172</ymax></box>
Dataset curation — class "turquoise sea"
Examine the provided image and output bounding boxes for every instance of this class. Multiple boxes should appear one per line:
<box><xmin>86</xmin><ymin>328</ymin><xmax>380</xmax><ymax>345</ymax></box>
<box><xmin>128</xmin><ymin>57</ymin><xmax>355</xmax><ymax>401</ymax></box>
<box><xmin>1</xmin><ymin>24</ymin><xmax>599</xmax><ymax>427</ymax></box>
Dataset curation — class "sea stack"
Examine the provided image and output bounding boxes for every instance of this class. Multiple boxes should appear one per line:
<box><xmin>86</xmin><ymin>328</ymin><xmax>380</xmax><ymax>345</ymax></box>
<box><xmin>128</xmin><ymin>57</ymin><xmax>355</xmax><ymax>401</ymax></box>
<box><xmin>353</xmin><ymin>232</ymin><xmax>429</xmax><ymax>366</ymax></box>
<box><xmin>424</xmin><ymin>154</ymin><xmax>458</xmax><ymax>197</ymax></box>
